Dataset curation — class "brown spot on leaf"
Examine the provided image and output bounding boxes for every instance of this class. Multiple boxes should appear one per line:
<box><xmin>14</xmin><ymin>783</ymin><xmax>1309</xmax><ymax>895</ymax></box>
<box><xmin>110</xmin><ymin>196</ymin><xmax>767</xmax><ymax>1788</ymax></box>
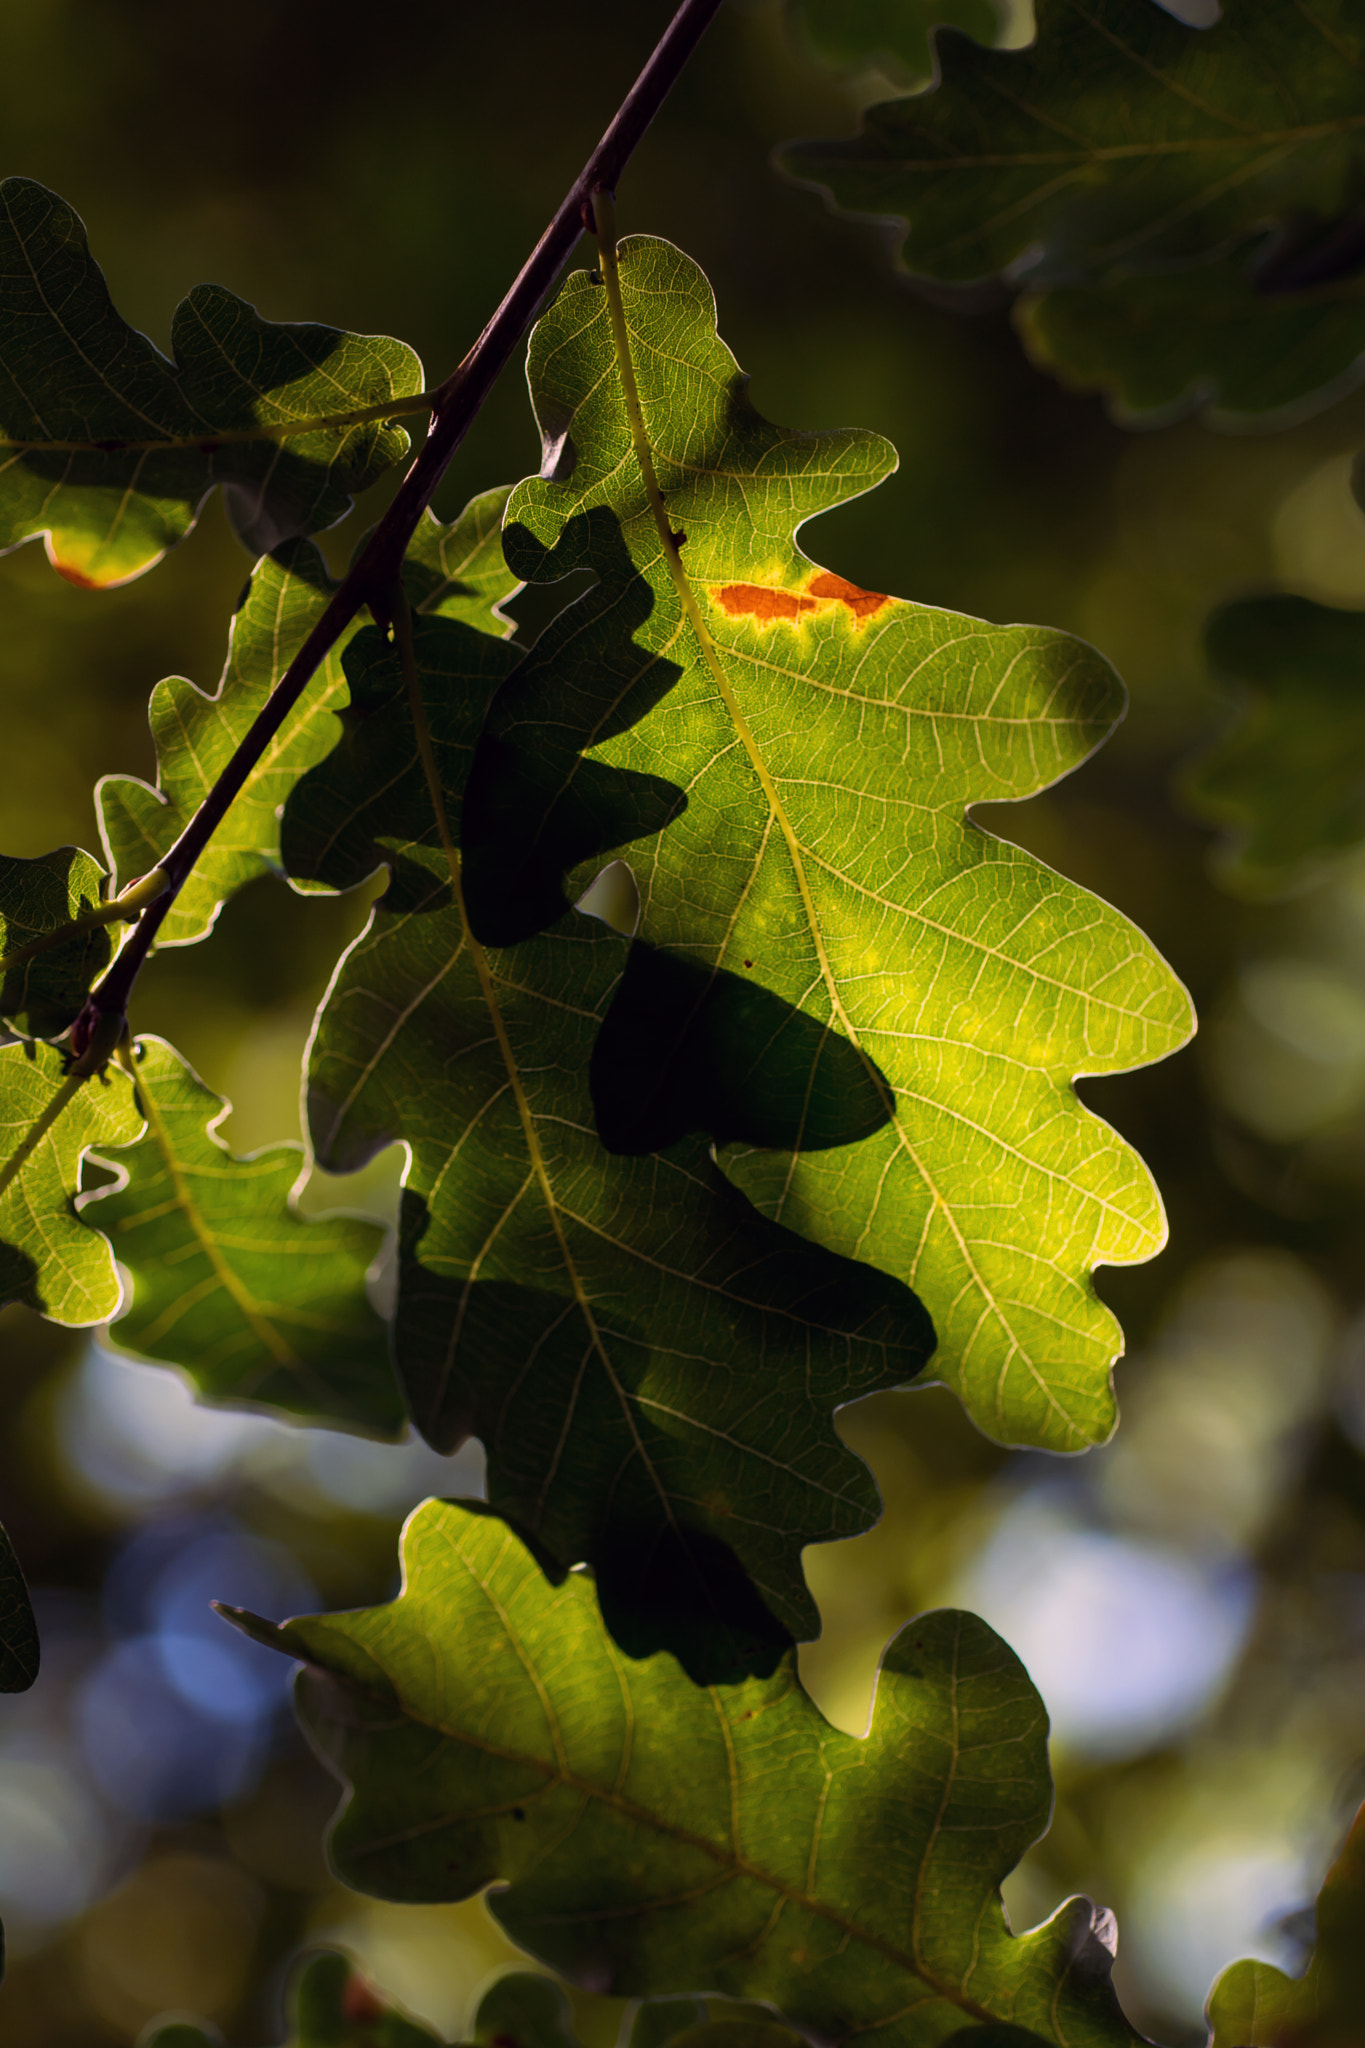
<box><xmin>807</xmin><ymin>570</ymin><xmax>890</xmax><ymax>621</ymax></box>
<box><xmin>715</xmin><ymin>583</ymin><xmax>817</xmax><ymax>624</ymax></box>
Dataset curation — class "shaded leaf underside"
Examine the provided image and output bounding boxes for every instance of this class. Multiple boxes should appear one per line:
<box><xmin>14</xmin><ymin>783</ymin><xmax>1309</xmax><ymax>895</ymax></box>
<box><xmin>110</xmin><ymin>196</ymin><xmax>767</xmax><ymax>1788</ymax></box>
<box><xmin>479</xmin><ymin>234</ymin><xmax>1191</xmax><ymax>1452</ymax></box>
<box><xmin>247</xmin><ymin>1500</ymin><xmax>1138</xmax><ymax>2048</ymax></box>
<box><xmin>0</xmin><ymin>177</ymin><xmax>423</xmax><ymax>586</ymax></box>
<box><xmin>780</xmin><ymin>0</ymin><xmax>1365</xmax><ymax>425</ymax></box>
<box><xmin>1186</xmin><ymin>592</ymin><xmax>1365</xmax><ymax>897</ymax></box>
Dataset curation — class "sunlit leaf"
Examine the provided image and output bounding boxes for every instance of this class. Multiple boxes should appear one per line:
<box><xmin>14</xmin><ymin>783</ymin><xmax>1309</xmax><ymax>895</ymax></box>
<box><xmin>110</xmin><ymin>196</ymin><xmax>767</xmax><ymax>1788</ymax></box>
<box><xmin>284</xmin><ymin>589</ymin><xmax>933</xmax><ymax>1677</ymax></box>
<box><xmin>1208</xmin><ymin>1800</ymin><xmax>1365</xmax><ymax>2047</ymax></box>
<box><xmin>0</xmin><ymin>178</ymin><xmax>424</xmax><ymax>588</ymax></box>
<box><xmin>232</xmin><ymin>1499</ymin><xmax>1138</xmax><ymax>2048</ymax></box>
<box><xmin>790</xmin><ymin>0</ymin><xmax>999</xmax><ymax>84</ymax></box>
<box><xmin>78</xmin><ymin>1036</ymin><xmax>401</xmax><ymax>1433</ymax></box>
<box><xmin>142</xmin><ymin>1949</ymin><xmax>447</xmax><ymax>2048</ymax></box>
<box><xmin>474</xmin><ymin>235</ymin><xmax>1190</xmax><ymax>1453</ymax></box>
<box><xmin>0</xmin><ymin>1519</ymin><xmax>38</xmax><ymax>1693</ymax></box>
<box><xmin>0</xmin><ymin>845</ymin><xmax>114</xmax><ymax>1037</ymax></box>
<box><xmin>1184</xmin><ymin>594</ymin><xmax>1365</xmax><ymax>898</ymax></box>
<box><xmin>779</xmin><ymin>0</ymin><xmax>1365</xmax><ymax>424</ymax></box>
<box><xmin>97</xmin><ymin>493</ymin><xmax>516</xmax><ymax>951</ymax></box>
<box><xmin>0</xmin><ymin>1040</ymin><xmax>140</xmax><ymax>1321</ymax></box>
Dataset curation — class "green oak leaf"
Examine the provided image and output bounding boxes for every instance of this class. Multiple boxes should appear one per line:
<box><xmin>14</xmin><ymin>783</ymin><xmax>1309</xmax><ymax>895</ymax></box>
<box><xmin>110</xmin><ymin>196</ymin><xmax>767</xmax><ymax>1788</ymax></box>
<box><xmin>0</xmin><ymin>845</ymin><xmax>114</xmax><ymax>1037</ymax></box>
<box><xmin>1208</xmin><ymin>1800</ymin><xmax>1365</xmax><ymax>2046</ymax></box>
<box><xmin>233</xmin><ymin>1498</ymin><xmax>1139</xmax><ymax>2048</ymax></box>
<box><xmin>0</xmin><ymin>1040</ymin><xmax>141</xmax><ymax>1321</ymax></box>
<box><xmin>1018</xmin><ymin>257</ymin><xmax>1365</xmax><ymax>429</ymax></box>
<box><xmin>97</xmin><ymin>493</ymin><xmax>516</xmax><ymax>949</ymax></box>
<box><xmin>78</xmin><ymin>1037</ymin><xmax>401</xmax><ymax>1434</ymax></box>
<box><xmin>790</xmin><ymin>0</ymin><xmax>999</xmax><ymax>84</ymax></box>
<box><xmin>1184</xmin><ymin>594</ymin><xmax>1365</xmax><ymax>898</ymax></box>
<box><xmin>142</xmin><ymin>1949</ymin><xmax>447</xmax><ymax>2048</ymax></box>
<box><xmin>474</xmin><ymin>235</ymin><xmax>1191</xmax><ymax>1453</ymax></box>
<box><xmin>779</xmin><ymin>1</ymin><xmax>1365</xmax><ymax>425</ymax></box>
<box><xmin>0</xmin><ymin>1520</ymin><xmax>38</xmax><ymax>1692</ymax></box>
<box><xmin>283</xmin><ymin>602</ymin><xmax>932</xmax><ymax>1676</ymax></box>
<box><xmin>0</xmin><ymin>178</ymin><xmax>423</xmax><ymax>588</ymax></box>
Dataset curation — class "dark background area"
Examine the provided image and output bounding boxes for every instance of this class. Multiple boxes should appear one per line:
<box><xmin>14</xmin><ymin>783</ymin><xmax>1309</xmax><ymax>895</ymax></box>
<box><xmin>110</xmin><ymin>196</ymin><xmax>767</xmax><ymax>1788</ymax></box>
<box><xmin>1</xmin><ymin>3</ymin><xmax>1363</xmax><ymax>2042</ymax></box>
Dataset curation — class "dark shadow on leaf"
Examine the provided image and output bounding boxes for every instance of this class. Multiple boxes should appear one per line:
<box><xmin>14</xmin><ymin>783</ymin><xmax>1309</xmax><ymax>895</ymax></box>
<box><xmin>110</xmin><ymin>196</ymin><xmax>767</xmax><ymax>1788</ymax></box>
<box><xmin>462</xmin><ymin>509</ymin><xmax>687</xmax><ymax>947</ymax></box>
<box><xmin>394</xmin><ymin>1156</ymin><xmax>932</xmax><ymax>1685</ymax></box>
<box><xmin>595</xmin><ymin>1521</ymin><xmax>793</xmax><ymax>1685</ymax></box>
<box><xmin>593</xmin><ymin>941</ymin><xmax>895</xmax><ymax>1155</ymax></box>
<box><xmin>0</xmin><ymin>845</ymin><xmax>113</xmax><ymax>1040</ymax></box>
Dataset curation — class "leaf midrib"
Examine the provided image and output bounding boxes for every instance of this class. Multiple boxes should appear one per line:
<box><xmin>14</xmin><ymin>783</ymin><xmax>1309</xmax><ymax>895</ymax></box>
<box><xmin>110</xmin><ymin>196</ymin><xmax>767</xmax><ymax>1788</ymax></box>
<box><xmin>288</xmin><ymin>1591</ymin><xmax>1000</xmax><ymax>2031</ymax></box>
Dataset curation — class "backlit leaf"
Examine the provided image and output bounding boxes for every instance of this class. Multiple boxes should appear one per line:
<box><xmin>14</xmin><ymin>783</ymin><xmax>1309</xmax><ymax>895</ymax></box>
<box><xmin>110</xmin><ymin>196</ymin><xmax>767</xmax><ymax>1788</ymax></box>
<box><xmin>1185</xmin><ymin>594</ymin><xmax>1365</xmax><ymax>897</ymax></box>
<box><xmin>78</xmin><ymin>1037</ymin><xmax>401</xmax><ymax>1432</ymax></box>
<box><xmin>475</xmin><ymin>235</ymin><xmax>1191</xmax><ymax>1453</ymax></box>
<box><xmin>96</xmin><ymin>493</ymin><xmax>515</xmax><ymax>950</ymax></box>
<box><xmin>1208</xmin><ymin>1801</ymin><xmax>1365</xmax><ymax>2046</ymax></box>
<box><xmin>779</xmin><ymin>1</ymin><xmax>1365</xmax><ymax>425</ymax></box>
<box><xmin>234</xmin><ymin>1498</ymin><xmax>1139</xmax><ymax>2047</ymax></box>
<box><xmin>0</xmin><ymin>1040</ymin><xmax>140</xmax><ymax>1321</ymax></box>
<box><xmin>0</xmin><ymin>845</ymin><xmax>114</xmax><ymax>1037</ymax></box>
<box><xmin>0</xmin><ymin>178</ymin><xmax>423</xmax><ymax>588</ymax></box>
<box><xmin>284</xmin><ymin>594</ymin><xmax>933</xmax><ymax>1676</ymax></box>
<box><xmin>0</xmin><ymin>1519</ymin><xmax>38</xmax><ymax>1693</ymax></box>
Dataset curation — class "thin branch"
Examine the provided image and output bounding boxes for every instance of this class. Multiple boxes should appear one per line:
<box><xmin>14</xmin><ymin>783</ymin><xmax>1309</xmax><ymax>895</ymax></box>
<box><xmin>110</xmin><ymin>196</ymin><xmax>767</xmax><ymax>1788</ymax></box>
<box><xmin>81</xmin><ymin>0</ymin><xmax>724</xmax><ymax>1042</ymax></box>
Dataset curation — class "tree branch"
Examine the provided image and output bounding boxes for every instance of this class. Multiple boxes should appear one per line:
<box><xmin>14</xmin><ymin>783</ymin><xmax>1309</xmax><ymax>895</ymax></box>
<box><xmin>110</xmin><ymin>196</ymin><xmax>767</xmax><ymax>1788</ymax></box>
<box><xmin>82</xmin><ymin>0</ymin><xmax>724</xmax><ymax>1038</ymax></box>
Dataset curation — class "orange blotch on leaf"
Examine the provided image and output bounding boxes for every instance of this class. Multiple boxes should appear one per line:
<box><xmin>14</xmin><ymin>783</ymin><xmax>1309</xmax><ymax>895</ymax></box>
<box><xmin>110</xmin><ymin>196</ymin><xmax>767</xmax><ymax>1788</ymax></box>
<box><xmin>715</xmin><ymin>583</ymin><xmax>817</xmax><ymax>624</ymax></box>
<box><xmin>807</xmin><ymin>571</ymin><xmax>889</xmax><ymax>621</ymax></box>
<box><xmin>712</xmin><ymin>572</ymin><xmax>890</xmax><ymax>629</ymax></box>
<box><xmin>53</xmin><ymin>559</ymin><xmax>104</xmax><ymax>590</ymax></box>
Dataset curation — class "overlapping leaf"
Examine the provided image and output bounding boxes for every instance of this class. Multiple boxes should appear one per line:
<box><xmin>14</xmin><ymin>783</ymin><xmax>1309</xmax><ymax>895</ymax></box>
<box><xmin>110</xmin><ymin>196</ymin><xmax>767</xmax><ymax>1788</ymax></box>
<box><xmin>78</xmin><ymin>1037</ymin><xmax>401</xmax><ymax>1433</ymax></box>
<box><xmin>1208</xmin><ymin>1801</ymin><xmax>1365</xmax><ymax>2046</ymax></box>
<box><xmin>1185</xmin><ymin>594</ymin><xmax>1365</xmax><ymax>897</ymax></box>
<box><xmin>790</xmin><ymin>0</ymin><xmax>999</xmax><ymax>83</ymax></box>
<box><xmin>235</xmin><ymin>1499</ymin><xmax>1138</xmax><ymax>2048</ymax></box>
<box><xmin>97</xmin><ymin>494</ymin><xmax>515</xmax><ymax>950</ymax></box>
<box><xmin>284</xmin><ymin>590</ymin><xmax>933</xmax><ymax>1675</ymax></box>
<box><xmin>0</xmin><ymin>178</ymin><xmax>423</xmax><ymax>587</ymax></box>
<box><xmin>0</xmin><ymin>1520</ymin><xmax>38</xmax><ymax>1693</ymax></box>
<box><xmin>0</xmin><ymin>845</ymin><xmax>115</xmax><ymax>1036</ymax></box>
<box><xmin>779</xmin><ymin>0</ymin><xmax>1365</xmax><ymax>425</ymax></box>
<box><xmin>474</xmin><ymin>235</ymin><xmax>1190</xmax><ymax>1453</ymax></box>
<box><xmin>1018</xmin><ymin>260</ymin><xmax>1365</xmax><ymax>429</ymax></box>
<box><xmin>0</xmin><ymin>1040</ymin><xmax>140</xmax><ymax>1321</ymax></box>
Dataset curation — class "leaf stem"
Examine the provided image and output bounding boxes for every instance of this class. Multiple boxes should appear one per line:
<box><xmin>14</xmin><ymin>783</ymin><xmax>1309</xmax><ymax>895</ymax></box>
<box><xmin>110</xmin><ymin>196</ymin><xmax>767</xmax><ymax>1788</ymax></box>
<box><xmin>76</xmin><ymin>0</ymin><xmax>724</xmax><ymax>1046</ymax></box>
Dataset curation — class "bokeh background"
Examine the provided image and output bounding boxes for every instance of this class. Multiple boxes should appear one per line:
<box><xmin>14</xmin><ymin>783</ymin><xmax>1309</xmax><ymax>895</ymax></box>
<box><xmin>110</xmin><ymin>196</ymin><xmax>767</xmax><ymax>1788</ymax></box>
<box><xmin>0</xmin><ymin>2</ymin><xmax>1363</xmax><ymax>2042</ymax></box>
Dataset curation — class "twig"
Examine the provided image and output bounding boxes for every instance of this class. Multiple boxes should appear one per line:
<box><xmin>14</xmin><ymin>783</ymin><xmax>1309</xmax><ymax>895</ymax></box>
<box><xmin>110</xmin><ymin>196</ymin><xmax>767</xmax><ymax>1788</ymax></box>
<box><xmin>78</xmin><ymin>0</ymin><xmax>724</xmax><ymax>1048</ymax></box>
